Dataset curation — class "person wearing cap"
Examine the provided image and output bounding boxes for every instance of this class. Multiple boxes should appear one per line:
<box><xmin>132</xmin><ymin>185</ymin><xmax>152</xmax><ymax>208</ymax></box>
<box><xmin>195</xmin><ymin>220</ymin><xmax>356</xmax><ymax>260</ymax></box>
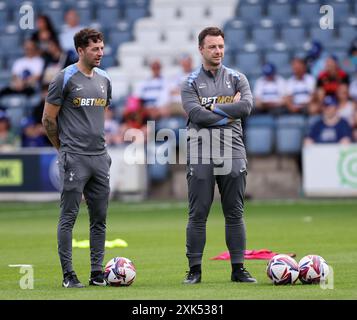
<box><xmin>21</xmin><ymin>116</ymin><xmax>50</xmax><ymax>147</ymax></box>
<box><xmin>316</xmin><ymin>55</ymin><xmax>349</xmax><ymax>102</ymax></box>
<box><xmin>253</xmin><ymin>62</ymin><xmax>287</xmax><ymax>115</ymax></box>
<box><xmin>0</xmin><ymin>111</ymin><xmax>19</xmax><ymax>151</ymax></box>
<box><xmin>305</xmin><ymin>40</ymin><xmax>328</xmax><ymax>78</ymax></box>
<box><xmin>304</xmin><ymin>95</ymin><xmax>352</xmax><ymax>145</ymax></box>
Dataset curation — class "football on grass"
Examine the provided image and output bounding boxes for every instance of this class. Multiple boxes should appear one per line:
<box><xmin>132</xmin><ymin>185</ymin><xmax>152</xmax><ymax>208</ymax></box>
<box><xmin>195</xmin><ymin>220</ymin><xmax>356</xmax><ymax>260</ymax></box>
<box><xmin>267</xmin><ymin>254</ymin><xmax>299</xmax><ymax>285</ymax></box>
<box><xmin>298</xmin><ymin>255</ymin><xmax>329</xmax><ymax>284</ymax></box>
<box><xmin>104</xmin><ymin>257</ymin><xmax>136</xmax><ymax>286</ymax></box>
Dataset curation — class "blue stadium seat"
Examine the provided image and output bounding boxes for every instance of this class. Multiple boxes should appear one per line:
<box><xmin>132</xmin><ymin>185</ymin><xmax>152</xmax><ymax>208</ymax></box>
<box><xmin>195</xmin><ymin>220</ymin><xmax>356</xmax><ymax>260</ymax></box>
<box><xmin>236</xmin><ymin>51</ymin><xmax>262</xmax><ymax>74</ymax></box>
<box><xmin>0</xmin><ymin>94</ymin><xmax>27</xmax><ymax>134</ymax></box>
<box><xmin>296</xmin><ymin>1</ymin><xmax>321</xmax><ymax>23</ymax></box>
<box><xmin>280</xmin><ymin>25</ymin><xmax>306</xmax><ymax>48</ymax></box>
<box><xmin>338</xmin><ymin>25</ymin><xmax>357</xmax><ymax>43</ymax></box>
<box><xmin>328</xmin><ymin>1</ymin><xmax>350</xmax><ymax>23</ymax></box>
<box><xmin>124</xmin><ymin>0</ymin><xmax>148</xmax><ymax>22</ymax></box>
<box><xmin>275</xmin><ymin>115</ymin><xmax>306</xmax><ymax>154</ymax></box>
<box><xmin>266</xmin><ymin>1</ymin><xmax>293</xmax><ymax>24</ymax></box>
<box><xmin>224</xmin><ymin>20</ymin><xmax>248</xmax><ymax>50</ymax></box>
<box><xmin>96</xmin><ymin>0</ymin><xmax>122</xmax><ymax>28</ymax></box>
<box><xmin>72</xmin><ymin>0</ymin><xmax>94</xmax><ymax>26</ymax></box>
<box><xmin>224</xmin><ymin>27</ymin><xmax>248</xmax><ymax>50</ymax></box>
<box><xmin>237</xmin><ymin>3</ymin><xmax>263</xmax><ymax>22</ymax></box>
<box><xmin>245</xmin><ymin>115</ymin><xmax>275</xmax><ymax>155</ymax></box>
<box><xmin>108</xmin><ymin>22</ymin><xmax>132</xmax><ymax>50</ymax></box>
<box><xmin>309</xmin><ymin>26</ymin><xmax>337</xmax><ymax>44</ymax></box>
<box><xmin>251</xmin><ymin>27</ymin><xmax>277</xmax><ymax>49</ymax></box>
<box><xmin>0</xmin><ymin>2</ymin><xmax>9</xmax><ymax>30</ymax></box>
<box><xmin>41</xmin><ymin>1</ymin><xmax>65</xmax><ymax>28</ymax></box>
<box><xmin>0</xmin><ymin>27</ymin><xmax>21</xmax><ymax>54</ymax></box>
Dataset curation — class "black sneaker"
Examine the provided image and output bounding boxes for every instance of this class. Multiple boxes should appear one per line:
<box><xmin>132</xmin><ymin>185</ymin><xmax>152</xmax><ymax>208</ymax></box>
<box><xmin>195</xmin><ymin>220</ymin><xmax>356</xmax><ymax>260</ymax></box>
<box><xmin>231</xmin><ymin>268</ymin><xmax>257</xmax><ymax>283</ymax></box>
<box><xmin>62</xmin><ymin>271</ymin><xmax>85</xmax><ymax>288</ymax></box>
<box><xmin>89</xmin><ymin>271</ymin><xmax>107</xmax><ymax>286</ymax></box>
<box><xmin>183</xmin><ymin>271</ymin><xmax>201</xmax><ymax>284</ymax></box>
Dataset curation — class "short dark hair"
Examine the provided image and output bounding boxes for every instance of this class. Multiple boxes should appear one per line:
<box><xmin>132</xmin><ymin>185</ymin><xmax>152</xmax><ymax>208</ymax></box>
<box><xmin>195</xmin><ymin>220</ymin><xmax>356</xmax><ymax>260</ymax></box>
<box><xmin>198</xmin><ymin>27</ymin><xmax>224</xmax><ymax>47</ymax></box>
<box><xmin>74</xmin><ymin>28</ymin><xmax>104</xmax><ymax>52</ymax></box>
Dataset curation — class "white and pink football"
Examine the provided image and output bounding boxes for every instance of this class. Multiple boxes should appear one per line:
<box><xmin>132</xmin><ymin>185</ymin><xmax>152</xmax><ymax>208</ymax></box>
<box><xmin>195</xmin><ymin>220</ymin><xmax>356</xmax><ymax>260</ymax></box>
<box><xmin>298</xmin><ymin>255</ymin><xmax>329</xmax><ymax>284</ymax></box>
<box><xmin>267</xmin><ymin>254</ymin><xmax>299</xmax><ymax>285</ymax></box>
<box><xmin>104</xmin><ymin>257</ymin><xmax>136</xmax><ymax>286</ymax></box>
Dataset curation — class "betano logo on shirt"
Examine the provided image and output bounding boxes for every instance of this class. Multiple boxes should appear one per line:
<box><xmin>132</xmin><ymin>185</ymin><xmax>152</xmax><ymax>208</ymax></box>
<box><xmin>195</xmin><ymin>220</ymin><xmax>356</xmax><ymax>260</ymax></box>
<box><xmin>73</xmin><ymin>97</ymin><xmax>106</xmax><ymax>107</ymax></box>
<box><xmin>200</xmin><ymin>96</ymin><xmax>234</xmax><ymax>104</ymax></box>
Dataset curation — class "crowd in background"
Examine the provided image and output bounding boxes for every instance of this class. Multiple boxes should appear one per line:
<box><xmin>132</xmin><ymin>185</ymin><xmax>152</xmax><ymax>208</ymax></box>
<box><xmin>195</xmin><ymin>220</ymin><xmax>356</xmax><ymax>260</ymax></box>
<box><xmin>1</xmin><ymin>9</ymin><xmax>357</xmax><ymax>152</ymax></box>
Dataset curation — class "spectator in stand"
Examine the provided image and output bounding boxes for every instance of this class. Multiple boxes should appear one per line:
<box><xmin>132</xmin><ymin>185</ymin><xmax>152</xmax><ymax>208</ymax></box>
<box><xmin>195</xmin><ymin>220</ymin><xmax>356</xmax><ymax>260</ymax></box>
<box><xmin>316</xmin><ymin>55</ymin><xmax>349</xmax><ymax>102</ymax></box>
<box><xmin>158</xmin><ymin>53</ymin><xmax>193</xmax><ymax>117</ymax></box>
<box><xmin>285</xmin><ymin>57</ymin><xmax>315</xmax><ymax>115</ymax></box>
<box><xmin>337</xmin><ymin>84</ymin><xmax>355</xmax><ymax>127</ymax></box>
<box><xmin>21</xmin><ymin>116</ymin><xmax>50</xmax><ymax>147</ymax></box>
<box><xmin>304</xmin><ymin>95</ymin><xmax>352</xmax><ymax>145</ymax></box>
<box><xmin>0</xmin><ymin>110</ymin><xmax>19</xmax><ymax>151</ymax></box>
<box><xmin>253</xmin><ymin>62</ymin><xmax>286</xmax><ymax>115</ymax></box>
<box><xmin>41</xmin><ymin>39</ymin><xmax>76</xmax><ymax>86</ymax></box>
<box><xmin>59</xmin><ymin>9</ymin><xmax>83</xmax><ymax>60</ymax></box>
<box><xmin>305</xmin><ymin>40</ymin><xmax>328</xmax><ymax>78</ymax></box>
<box><xmin>31</xmin><ymin>15</ymin><xmax>59</xmax><ymax>61</ymax></box>
<box><xmin>134</xmin><ymin>59</ymin><xmax>169</xmax><ymax>120</ymax></box>
<box><xmin>120</xmin><ymin>96</ymin><xmax>149</xmax><ymax>143</ymax></box>
<box><xmin>0</xmin><ymin>39</ymin><xmax>44</xmax><ymax>97</ymax></box>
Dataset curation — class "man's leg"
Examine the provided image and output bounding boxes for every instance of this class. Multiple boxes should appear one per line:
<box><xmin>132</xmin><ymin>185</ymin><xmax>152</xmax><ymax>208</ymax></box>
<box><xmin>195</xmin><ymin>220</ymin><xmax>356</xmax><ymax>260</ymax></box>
<box><xmin>84</xmin><ymin>153</ymin><xmax>111</xmax><ymax>280</ymax></box>
<box><xmin>216</xmin><ymin>158</ymin><xmax>256</xmax><ymax>283</ymax></box>
<box><xmin>185</xmin><ymin>161</ymin><xmax>215</xmax><ymax>273</ymax></box>
<box><xmin>57</xmin><ymin>152</ymin><xmax>89</xmax><ymax>287</ymax></box>
<box><xmin>217</xmin><ymin>159</ymin><xmax>247</xmax><ymax>264</ymax></box>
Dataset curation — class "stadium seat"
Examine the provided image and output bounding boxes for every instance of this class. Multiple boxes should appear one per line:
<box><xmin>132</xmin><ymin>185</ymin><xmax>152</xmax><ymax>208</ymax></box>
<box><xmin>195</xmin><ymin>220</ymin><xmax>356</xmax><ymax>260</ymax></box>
<box><xmin>125</xmin><ymin>0</ymin><xmax>149</xmax><ymax>22</ymax></box>
<box><xmin>224</xmin><ymin>20</ymin><xmax>248</xmax><ymax>50</ymax></box>
<box><xmin>179</xmin><ymin>0</ymin><xmax>208</xmax><ymax>20</ymax></box>
<box><xmin>73</xmin><ymin>0</ymin><xmax>94</xmax><ymax>26</ymax></box>
<box><xmin>151</xmin><ymin>0</ymin><xmax>180</xmax><ymax>21</ymax></box>
<box><xmin>96</xmin><ymin>0</ymin><xmax>122</xmax><ymax>28</ymax></box>
<box><xmin>275</xmin><ymin>115</ymin><xmax>306</xmax><ymax>155</ymax></box>
<box><xmin>235</xmin><ymin>51</ymin><xmax>262</xmax><ymax>75</ymax></box>
<box><xmin>338</xmin><ymin>25</ymin><xmax>357</xmax><ymax>44</ymax></box>
<box><xmin>266</xmin><ymin>0</ymin><xmax>293</xmax><ymax>24</ymax></box>
<box><xmin>328</xmin><ymin>1</ymin><xmax>350</xmax><ymax>23</ymax></box>
<box><xmin>108</xmin><ymin>22</ymin><xmax>132</xmax><ymax>51</ymax></box>
<box><xmin>245</xmin><ymin>115</ymin><xmax>275</xmax><ymax>155</ymax></box>
<box><xmin>0</xmin><ymin>2</ymin><xmax>9</xmax><ymax>30</ymax></box>
<box><xmin>309</xmin><ymin>26</ymin><xmax>337</xmax><ymax>44</ymax></box>
<box><xmin>0</xmin><ymin>26</ymin><xmax>21</xmax><ymax>54</ymax></box>
<box><xmin>237</xmin><ymin>3</ymin><xmax>263</xmax><ymax>22</ymax></box>
<box><xmin>251</xmin><ymin>26</ymin><xmax>277</xmax><ymax>49</ymax></box>
<box><xmin>41</xmin><ymin>1</ymin><xmax>65</xmax><ymax>28</ymax></box>
<box><xmin>280</xmin><ymin>24</ymin><xmax>307</xmax><ymax>49</ymax></box>
<box><xmin>296</xmin><ymin>1</ymin><xmax>321</xmax><ymax>23</ymax></box>
<box><xmin>0</xmin><ymin>94</ymin><xmax>27</xmax><ymax>134</ymax></box>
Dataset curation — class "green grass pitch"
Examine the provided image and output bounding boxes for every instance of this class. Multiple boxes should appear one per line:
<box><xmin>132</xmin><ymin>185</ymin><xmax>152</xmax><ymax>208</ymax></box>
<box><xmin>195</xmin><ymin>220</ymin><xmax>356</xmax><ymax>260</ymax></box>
<box><xmin>0</xmin><ymin>200</ymin><xmax>356</xmax><ymax>300</ymax></box>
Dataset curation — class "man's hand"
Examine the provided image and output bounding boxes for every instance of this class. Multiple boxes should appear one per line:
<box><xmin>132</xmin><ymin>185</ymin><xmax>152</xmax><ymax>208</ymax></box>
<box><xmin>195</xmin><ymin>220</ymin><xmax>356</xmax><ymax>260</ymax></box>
<box><xmin>202</xmin><ymin>102</ymin><xmax>214</xmax><ymax>111</ymax></box>
<box><xmin>233</xmin><ymin>91</ymin><xmax>241</xmax><ymax>102</ymax></box>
